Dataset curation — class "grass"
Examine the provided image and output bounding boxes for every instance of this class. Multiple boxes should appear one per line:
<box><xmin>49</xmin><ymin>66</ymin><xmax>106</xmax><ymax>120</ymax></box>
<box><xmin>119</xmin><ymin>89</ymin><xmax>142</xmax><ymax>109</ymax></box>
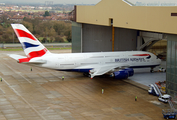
<box><xmin>0</xmin><ymin>48</ymin><xmax>23</xmax><ymax>51</ymax></box>
<box><xmin>48</xmin><ymin>47</ymin><xmax>71</xmax><ymax>50</ymax></box>
<box><xmin>0</xmin><ymin>47</ymin><xmax>71</xmax><ymax>51</ymax></box>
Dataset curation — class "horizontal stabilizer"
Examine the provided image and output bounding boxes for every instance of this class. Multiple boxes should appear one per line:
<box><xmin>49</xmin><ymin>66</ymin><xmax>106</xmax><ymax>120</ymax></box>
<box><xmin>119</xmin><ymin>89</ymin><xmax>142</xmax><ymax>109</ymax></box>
<box><xmin>8</xmin><ymin>54</ymin><xmax>26</xmax><ymax>61</ymax></box>
<box><xmin>8</xmin><ymin>54</ymin><xmax>46</xmax><ymax>64</ymax></box>
<box><xmin>25</xmin><ymin>59</ymin><xmax>46</xmax><ymax>64</ymax></box>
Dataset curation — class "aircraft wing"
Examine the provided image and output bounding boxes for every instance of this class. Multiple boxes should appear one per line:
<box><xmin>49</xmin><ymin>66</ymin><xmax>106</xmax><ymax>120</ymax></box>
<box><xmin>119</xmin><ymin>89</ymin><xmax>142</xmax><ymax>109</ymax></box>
<box><xmin>81</xmin><ymin>63</ymin><xmax>129</xmax><ymax>78</ymax></box>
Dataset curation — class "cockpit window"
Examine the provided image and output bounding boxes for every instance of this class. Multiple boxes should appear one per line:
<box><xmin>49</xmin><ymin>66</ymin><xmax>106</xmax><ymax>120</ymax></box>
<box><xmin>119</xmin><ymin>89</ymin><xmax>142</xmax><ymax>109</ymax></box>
<box><xmin>146</xmin><ymin>55</ymin><xmax>151</xmax><ymax>59</ymax></box>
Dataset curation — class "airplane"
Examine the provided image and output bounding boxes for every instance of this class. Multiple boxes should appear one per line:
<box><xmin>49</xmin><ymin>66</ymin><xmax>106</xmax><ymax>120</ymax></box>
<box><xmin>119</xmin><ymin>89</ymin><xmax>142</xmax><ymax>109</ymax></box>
<box><xmin>9</xmin><ymin>24</ymin><xmax>161</xmax><ymax>79</ymax></box>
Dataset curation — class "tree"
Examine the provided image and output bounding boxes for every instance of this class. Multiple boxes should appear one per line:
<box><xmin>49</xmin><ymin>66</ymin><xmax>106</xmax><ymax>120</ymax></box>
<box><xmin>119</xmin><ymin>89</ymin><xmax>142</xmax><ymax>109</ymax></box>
<box><xmin>0</xmin><ymin>25</ymin><xmax>3</xmax><ymax>35</ymax></box>
<box><xmin>0</xmin><ymin>14</ymin><xmax>8</xmax><ymax>23</ymax></box>
<box><xmin>23</xmin><ymin>17</ymin><xmax>26</xmax><ymax>21</ymax></box>
<box><xmin>43</xmin><ymin>11</ymin><xmax>50</xmax><ymax>17</ymax></box>
<box><xmin>22</xmin><ymin>21</ymin><xmax>33</xmax><ymax>32</ymax></box>
<box><xmin>31</xmin><ymin>18</ymin><xmax>41</xmax><ymax>34</ymax></box>
<box><xmin>55</xmin><ymin>36</ymin><xmax>64</xmax><ymax>43</ymax></box>
<box><xmin>0</xmin><ymin>17</ymin><xmax>72</xmax><ymax>43</ymax></box>
<box><xmin>42</xmin><ymin>37</ymin><xmax>48</xmax><ymax>43</ymax></box>
<box><xmin>48</xmin><ymin>28</ymin><xmax>57</xmax><ymax>38</ymax></box>
<box><xmin>53</xmin><ymin>21</ymin><xmax>66</xmax><ymax>35</ymax></box>
<box><xmin>64</xmin><ymin>30</ymin><xmax>71</xmax><ymax>42</ymax></box>
<box><xmin>2</xmin><ymin>34</ymin><xmax>9</xmax><ymax>43</ymax></box>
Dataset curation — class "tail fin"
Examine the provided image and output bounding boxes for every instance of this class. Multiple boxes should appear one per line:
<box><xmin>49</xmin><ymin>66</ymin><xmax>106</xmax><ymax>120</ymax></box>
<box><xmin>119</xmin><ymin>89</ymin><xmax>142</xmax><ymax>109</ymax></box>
<box><xmin>11</xmin><ymin>24</ymin><xmax>50</xmax><ymax>60</ymax></box>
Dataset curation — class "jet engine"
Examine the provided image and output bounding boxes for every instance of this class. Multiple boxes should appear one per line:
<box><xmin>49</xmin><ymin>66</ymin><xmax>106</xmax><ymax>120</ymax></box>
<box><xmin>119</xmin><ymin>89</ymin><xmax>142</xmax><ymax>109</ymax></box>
<box><xmin>113</xmin><ymin>68</ymin><xmax>134</xmax><ymax>79</ymax></box>
<box><xmin>113</xmin><ymin>70</ymin><xmax>129</xmax><ymax>79</ymax></box>
<box><xmin>123</xmin><ymin>68</ymin><xmax>134</xmax><ymax>77</ymax></box>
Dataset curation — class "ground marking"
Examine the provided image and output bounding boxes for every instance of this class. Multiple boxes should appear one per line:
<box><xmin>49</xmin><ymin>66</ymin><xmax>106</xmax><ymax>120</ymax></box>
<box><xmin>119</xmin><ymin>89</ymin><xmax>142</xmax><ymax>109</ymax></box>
<box><xmin>4</xmin><ymin>63</ymin><xmax>31</xmax><ymax>84</ymax></box>
<box><xmin>42</xmin><ymin>107</ymin><xmax>50</xmax><ymax>115</ymax></box>
<box><xmin>1</xmin><ymin>76</ymin><xmax>47</xmax><ymax>120</ymax></box>
<box><xmin>0</xmin><ymin>88</ymin><xmax>5</xmax><ymax>94</ymax></box>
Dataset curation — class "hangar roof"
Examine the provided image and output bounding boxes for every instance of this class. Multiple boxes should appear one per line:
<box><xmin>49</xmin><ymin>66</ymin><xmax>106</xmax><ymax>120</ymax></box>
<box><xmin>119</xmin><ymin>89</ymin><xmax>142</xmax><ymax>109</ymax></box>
<box><xmin>75</xmin><ymin>0</ymin><xmax>177</xmax><ymax>34</ymax></box>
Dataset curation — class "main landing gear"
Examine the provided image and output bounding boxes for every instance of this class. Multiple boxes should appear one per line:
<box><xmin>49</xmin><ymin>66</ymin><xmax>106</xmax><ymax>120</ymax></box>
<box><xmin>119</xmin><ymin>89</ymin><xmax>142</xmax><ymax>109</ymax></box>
<box><xmin>150</xmin><ymin>67</ymin><xmax>154</xmax><ymax>73</ymax></box>
<box><xmin>83</xmin><ymin>72</ymin><xmax>91</xmax><ymax>78</ymax></box>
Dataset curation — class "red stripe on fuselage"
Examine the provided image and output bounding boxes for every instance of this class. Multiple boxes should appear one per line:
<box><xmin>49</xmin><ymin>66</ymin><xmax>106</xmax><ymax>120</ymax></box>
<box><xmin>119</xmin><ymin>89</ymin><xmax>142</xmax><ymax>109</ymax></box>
<box><xmin>18</xmin><ymin>58</ymin><xmax>30</xmax><ymax>63</ymax></box>
<box><xmin>18</xmin><ymin>48</ymin><xmax>48</xmax><ymax>63</ymax></box>
<box><xmin>15</xmin><ymin>29</ymin><xmax>36</xmax><ymax>41</ymax></box>
<box><xmin>133</xmin><ymin>54</ymin><xmax>150</xmax><ymax>56</ymax></box>
<box><xmin>28</xmin><ymin>48</ymin><xmax>47</xmax><ymax>58</ymax></box>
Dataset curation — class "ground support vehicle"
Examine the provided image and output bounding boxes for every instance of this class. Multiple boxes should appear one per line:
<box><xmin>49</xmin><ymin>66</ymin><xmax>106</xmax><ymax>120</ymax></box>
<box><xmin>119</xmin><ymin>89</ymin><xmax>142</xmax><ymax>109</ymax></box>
<box><xmin>162</xmin><ymin>109</ymin><xmax>177</xmax><ymax>119</ymax></box>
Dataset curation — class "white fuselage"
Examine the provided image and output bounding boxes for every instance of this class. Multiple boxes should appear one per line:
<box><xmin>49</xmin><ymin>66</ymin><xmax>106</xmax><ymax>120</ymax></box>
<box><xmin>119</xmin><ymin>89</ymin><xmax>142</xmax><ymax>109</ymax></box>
<box><xmin>30</xmin><ymin>51</ymin><xmax>161</xmax><ymax>72</ymax></box>
<box><xmin>10</xmin><ymin>24</ymin><xmax>161</xmax><ymax>78</ymax></box>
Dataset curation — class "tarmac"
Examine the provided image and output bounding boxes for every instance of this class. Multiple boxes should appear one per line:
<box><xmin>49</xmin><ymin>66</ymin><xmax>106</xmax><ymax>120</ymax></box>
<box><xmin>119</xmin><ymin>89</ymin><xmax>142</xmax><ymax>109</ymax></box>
<box><xmin>130</xmin><ymin>61</ymin><xmax>166</xmax><ymax>87</ymax></box>
<box><xmin>0</xmin><ymin>50</ymin><xmax>169</xmax><ymax>120</ymax></box>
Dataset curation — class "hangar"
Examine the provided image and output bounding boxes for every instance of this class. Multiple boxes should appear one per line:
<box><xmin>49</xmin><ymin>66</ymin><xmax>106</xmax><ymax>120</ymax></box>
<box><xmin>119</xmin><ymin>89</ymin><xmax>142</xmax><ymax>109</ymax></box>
<box><xmin>71</xmin><ymin>0</ymin><xmax>177</xmax><ymax>95</ymax></box>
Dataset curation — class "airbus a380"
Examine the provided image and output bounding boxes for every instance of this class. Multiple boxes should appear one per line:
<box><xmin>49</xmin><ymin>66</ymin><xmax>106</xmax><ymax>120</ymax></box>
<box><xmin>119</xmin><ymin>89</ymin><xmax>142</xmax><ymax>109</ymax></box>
<box><xmin>9</xmin><ymin>24</ymin><xmax>161</xmax><ymax>79</ymax></box>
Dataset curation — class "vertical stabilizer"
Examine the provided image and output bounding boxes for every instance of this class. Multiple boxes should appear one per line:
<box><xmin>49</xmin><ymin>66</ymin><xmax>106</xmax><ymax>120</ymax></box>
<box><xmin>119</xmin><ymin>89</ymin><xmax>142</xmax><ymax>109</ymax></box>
<box><xmin>11</xmin><ymin>24</ymin><xmax>50</xmax><ymax>59</ymax></box>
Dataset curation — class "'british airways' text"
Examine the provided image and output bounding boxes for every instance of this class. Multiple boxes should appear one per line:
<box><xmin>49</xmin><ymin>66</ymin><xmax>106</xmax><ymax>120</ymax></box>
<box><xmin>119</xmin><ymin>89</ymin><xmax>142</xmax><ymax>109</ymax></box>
<box><xmin>115</xmin><ymin>58</ymin><xmax>145</xmax><ymax>62</ymax></box>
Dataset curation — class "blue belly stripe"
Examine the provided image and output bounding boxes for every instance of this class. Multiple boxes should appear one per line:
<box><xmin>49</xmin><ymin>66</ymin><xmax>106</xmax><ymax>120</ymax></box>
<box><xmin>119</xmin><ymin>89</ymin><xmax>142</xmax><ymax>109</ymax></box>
<box><xmin>56</xmin><ymin>64</ymin><xmax>160</xmax><ymax>72</ymax></box>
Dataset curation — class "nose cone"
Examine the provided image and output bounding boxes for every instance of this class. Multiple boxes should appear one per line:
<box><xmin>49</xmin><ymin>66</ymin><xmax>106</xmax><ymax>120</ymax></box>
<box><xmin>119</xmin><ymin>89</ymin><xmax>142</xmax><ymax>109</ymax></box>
<box><xmin>157</xmin><ymin>58</ymin><xmax>161</xmax><ymax>65</ymax></box>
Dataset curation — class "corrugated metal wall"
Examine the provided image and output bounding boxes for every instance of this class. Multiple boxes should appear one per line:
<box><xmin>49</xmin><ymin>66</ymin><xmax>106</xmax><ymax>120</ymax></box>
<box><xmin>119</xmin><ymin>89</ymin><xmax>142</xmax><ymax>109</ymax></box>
<box><xmin>81</xmin><ymin>23</ymin><xmax>137</xmax><ymax>52</ymax></box>
<box><xmin>82</xmin><ymin>24</ymin><xmax>112</xmax><ymax>52</ymax></box>
<box><xmin>166</xmin><ymin>34</ymin><xmax>177</xmax><ymax>96</ymax></box>
<box><xmin>72</xmin><ymin>22</ymin><xmax>138</xmax><ymax>52</ymax></box>
<box><xmin>72</xmin><ymin>22</ymin><xmax>82</xmax><ymax>53</ymax></box>
<box><xmin>114</xmin><ymin>28</ymin><xmax>137</xmax><ymax>51</ymax></box>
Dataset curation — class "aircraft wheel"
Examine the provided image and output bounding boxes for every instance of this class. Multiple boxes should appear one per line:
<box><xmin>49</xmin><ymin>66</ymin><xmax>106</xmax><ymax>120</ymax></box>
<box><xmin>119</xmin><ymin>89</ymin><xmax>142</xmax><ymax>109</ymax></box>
<box><xmin>83</xmin><ymin>72</ymin><xmax>88</xmax><ymax>77</ymax></box>
<box><xmin>150</xmin><ymin>70</ymin><xmax>154</xmax><ymax>73</ymax></box>
<box><xmin>88</xmin><ymin>74</ymin><xmax>91</xmax><ymax>78</ymax></box>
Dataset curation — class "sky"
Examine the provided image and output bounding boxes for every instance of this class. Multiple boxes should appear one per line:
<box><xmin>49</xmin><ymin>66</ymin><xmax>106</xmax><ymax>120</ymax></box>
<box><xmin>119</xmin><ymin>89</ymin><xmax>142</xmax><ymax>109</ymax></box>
<box><xmin>2</xmin><ymin>0</ymin><xmax>177</xmax><ymax>4</ymax></box>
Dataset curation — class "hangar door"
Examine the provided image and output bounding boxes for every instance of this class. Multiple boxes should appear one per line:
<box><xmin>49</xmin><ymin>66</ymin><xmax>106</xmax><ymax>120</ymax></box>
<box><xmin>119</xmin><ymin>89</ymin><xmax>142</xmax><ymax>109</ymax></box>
<box><xmin>82</xmin><ymin>24</ymin><xmax>112</xmax><ymax>52</ymax></box>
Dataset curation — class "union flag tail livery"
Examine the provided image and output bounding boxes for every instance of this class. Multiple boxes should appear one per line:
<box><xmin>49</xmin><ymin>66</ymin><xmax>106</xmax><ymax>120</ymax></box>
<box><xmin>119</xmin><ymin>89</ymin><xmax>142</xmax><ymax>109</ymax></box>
<box><xmin>11</xmin><ymin>24</ymin><xmax>50</xmax><ymax>63</ymax></box>
<box><xmin>9</xmin><ymin>24</ymin><xmax>161</xmax><ymax>79</ymax></box>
